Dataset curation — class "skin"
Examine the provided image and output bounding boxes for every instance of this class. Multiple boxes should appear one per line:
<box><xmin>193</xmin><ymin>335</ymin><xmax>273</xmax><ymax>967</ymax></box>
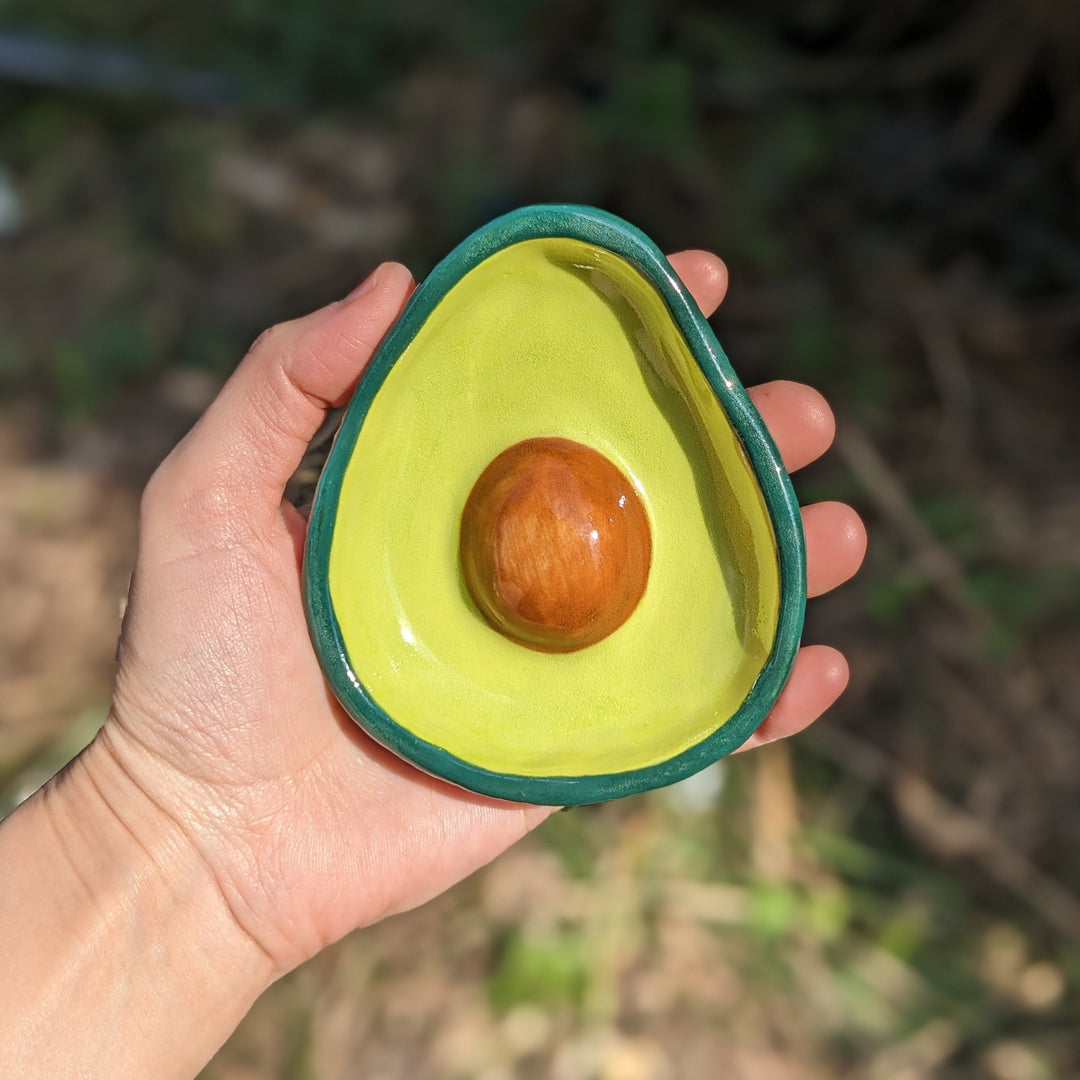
<box><xmin>0</xmin><ymin>250</ymin><xmax>866</xmax><ymax>1079</ymax></box>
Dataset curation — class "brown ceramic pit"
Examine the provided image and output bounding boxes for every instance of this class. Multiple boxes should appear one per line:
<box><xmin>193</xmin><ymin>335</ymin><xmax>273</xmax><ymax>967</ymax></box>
<box><xmin>459</xmin><ymin>437</ymin><xmax>651</xmax><ymax>652</ymax></box>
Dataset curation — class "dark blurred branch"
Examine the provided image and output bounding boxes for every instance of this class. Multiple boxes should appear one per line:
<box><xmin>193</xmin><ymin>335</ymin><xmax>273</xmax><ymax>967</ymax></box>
<box><xmin>0</xmin><ymin>29</ymin><xmax>232</xmax><ymax>107</ymax></box>
<box><xmin>834</xmin><ymin>419</ymin><xmax>992</xmax><ymax>632</ymax></box>
<box><xmin>701</xmin><ymin>1</ymin><xmax>1009</xmax><ymax>104</ymax></box>
<box><xmin>906</xmin><ymin>291</ymin><xmax>976</xmax><ymax>458</ymax></box>
<box><xmin>808</xmin><ymin>726</ymin><xmax>1080</xmax><ymax>944</ymax></box>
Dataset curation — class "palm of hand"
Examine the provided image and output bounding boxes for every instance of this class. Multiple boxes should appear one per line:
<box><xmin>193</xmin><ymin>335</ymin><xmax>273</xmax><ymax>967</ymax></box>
<box><xmin>100</xmin><ymin>255</ymin><xmax>864</xmax><ymax>975</ymax></box>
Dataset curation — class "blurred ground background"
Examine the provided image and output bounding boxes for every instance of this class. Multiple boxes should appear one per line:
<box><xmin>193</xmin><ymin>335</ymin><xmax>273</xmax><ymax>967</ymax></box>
<box><xmin>2</xmin><ymin>1</ymin><xmax>1080</xmax><ymax>1077</ymax></box>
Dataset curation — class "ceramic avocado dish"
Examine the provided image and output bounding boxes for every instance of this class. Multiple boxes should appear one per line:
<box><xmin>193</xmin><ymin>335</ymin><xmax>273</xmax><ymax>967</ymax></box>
<box><xmin>303</xmin><ymin>204</ymin><xmax>806</xmax><ymax>804</ymax></box>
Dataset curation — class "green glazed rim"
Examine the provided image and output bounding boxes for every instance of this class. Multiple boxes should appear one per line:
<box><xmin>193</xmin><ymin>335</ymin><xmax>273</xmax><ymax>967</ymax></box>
<box><xmin>303</xmin><ymin>204</ymin><xmax>807</xmax><ymax>804</ymax></box>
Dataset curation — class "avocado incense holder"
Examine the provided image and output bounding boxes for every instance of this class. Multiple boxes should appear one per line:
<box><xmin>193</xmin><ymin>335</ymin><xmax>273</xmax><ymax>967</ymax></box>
<box><xmin>304</xmin><ymin>205</ymin><xmax>806</xmax><ymax>805</ymax></box>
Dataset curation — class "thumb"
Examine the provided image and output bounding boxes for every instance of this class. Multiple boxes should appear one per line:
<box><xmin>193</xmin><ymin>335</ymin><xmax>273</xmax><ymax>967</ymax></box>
<box><xmin>161</xmin><ymin>262</ymin><xmax>415</xmax><ymax>518</ymax></box>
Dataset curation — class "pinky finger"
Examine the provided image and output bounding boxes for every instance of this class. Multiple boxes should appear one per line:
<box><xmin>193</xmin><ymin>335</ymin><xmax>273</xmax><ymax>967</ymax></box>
<box><xmin>736</xmin><ymin>645</ymin><xmax>849</xmax><ymax>752</ymax></box>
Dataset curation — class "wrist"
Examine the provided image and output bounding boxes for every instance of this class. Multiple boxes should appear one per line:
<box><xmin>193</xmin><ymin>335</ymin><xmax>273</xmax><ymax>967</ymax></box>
<box><xmin>0</xmin><ymin>728</ymin><xmax>275</xmax><ymax>1079</ymax></box>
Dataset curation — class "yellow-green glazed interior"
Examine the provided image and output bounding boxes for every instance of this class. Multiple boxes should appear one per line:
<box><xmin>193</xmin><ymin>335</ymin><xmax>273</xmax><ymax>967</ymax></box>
<box><xmin>304</xmin><ymin>205</ymin><xmax>805</xmax><ymax>803</ymax></box>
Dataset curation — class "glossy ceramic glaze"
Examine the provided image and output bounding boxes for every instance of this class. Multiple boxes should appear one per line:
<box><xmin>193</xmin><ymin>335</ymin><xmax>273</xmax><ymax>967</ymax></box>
<box><xmin>304</xmin><ymin>205</ymin><xmax>806</xmax><ymax>804</ymax></box>
<box><xmin>460</xmin><ymin>436</ymin><xmax>652</xmax><ymax>653</ymax></box>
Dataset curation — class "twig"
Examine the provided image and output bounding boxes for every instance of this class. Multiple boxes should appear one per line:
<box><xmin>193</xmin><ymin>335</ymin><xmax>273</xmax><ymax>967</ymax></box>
<box><xmin>752</xmin><ymin>741</ymin><xmax>799</xmax><ymax>882</ymax></box>
<box><xmin>834</xmin><ymin>419</ymin><xmax>993</xmax><ymax>632</ymax></box>
<box><xmin>807</xmin><ymin>726</ymin><xmax>1080</xmax><ymax>944</ymax></box>
<box><xmin>950</xmin><ymin>31</ymin><xmax>1040</xmax><ymax>156</ymax></box>
<box><xmin>906</xmin><ymin>291</ymin><xmax>977</xmax><ymax>457</ymax></box>
<box><xmin>701</xmin><ymin>2</ymin><xmax>1007</xmax><ymax>104</ymax></box>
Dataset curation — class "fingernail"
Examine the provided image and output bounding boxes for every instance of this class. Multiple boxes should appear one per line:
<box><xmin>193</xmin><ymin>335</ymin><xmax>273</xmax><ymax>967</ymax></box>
<box><xmin>344</xmin><ymin>264</ymin><xmax>384</xmax><ymax>302</ymax></box>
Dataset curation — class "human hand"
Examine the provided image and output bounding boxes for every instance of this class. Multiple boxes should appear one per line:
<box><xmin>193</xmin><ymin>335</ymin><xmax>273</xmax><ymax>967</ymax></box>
<box><xmin>0</xmin><ymin>251</ymin><xmax>864</xmax><ymax>1079</ymax></box>
<box><xmin>103</xmin><ymin>251</ymin><xmax>865</xmax><ymax>966</ymax></box>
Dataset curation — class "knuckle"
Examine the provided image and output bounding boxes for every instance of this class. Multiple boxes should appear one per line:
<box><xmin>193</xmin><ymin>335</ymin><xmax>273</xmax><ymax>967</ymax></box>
<box><xmin>139</xmin><ymin>447</ymin><xmax>244</xmax><ymax>545</ymax></box>
<box><xmin>247</xmin><ymin>319</ymin><xmax>293</xmax><ymax>361</ymax></box>
<box><xmin>139</xmin><ymin>458</ymin><xmax>176</xmax><ymax>523</ymax></box>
